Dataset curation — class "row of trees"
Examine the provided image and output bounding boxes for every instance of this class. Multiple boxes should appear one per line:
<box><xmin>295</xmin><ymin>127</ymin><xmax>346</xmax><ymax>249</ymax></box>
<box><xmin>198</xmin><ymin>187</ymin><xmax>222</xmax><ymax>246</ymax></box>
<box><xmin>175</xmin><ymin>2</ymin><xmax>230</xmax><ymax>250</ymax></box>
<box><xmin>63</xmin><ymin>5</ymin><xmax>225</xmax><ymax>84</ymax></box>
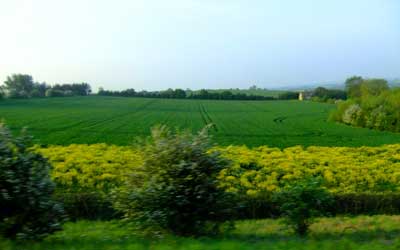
<box><xmin>1</xmin><ymin>74</ymin><xmax>91</xmax><ymax>99</ymax></box>
<box><xmin>311</xmin><ymin>87</ymin><xmax>347</xmax><ymax>102</ymax></box>
<box><xmin>98</xmin><ymin>88</ymin><xmax>297</xmax><ymax>100</ymax></box>
<box><xmin>330</xmin><ymin>76</ymin><xmax>400</xmax><ymax>132</ymax></box>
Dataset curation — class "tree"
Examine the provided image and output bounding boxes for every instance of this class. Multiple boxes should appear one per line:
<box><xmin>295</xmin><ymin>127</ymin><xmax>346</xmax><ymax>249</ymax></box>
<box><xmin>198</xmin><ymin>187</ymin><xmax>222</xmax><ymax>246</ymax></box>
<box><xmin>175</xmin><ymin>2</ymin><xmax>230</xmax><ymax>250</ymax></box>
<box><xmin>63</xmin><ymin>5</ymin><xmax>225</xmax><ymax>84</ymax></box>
<box><xmin>273</xmin><ymin>178</ymin><xmax>334</xmax><ymax>236</ymax></box>
<box><xmin>173</xmin><ymin>89</ymin><xmax>186</xmax><ymax>99</ymax></box>
<box><xmin>0</xmin><ymin>124</ymin><xmax>65</xmax><ymax>240</ymax></box>
<box><xmin>249</xmin><ymin>85</ymin><xmax>258</xmax><ymax>90</ymax></box>
<box><xmin>345</xmin><ymin>76</ymin><xmax>363</xmax><ymax>99</ymax></box>
<box><xmin>45</xmin><ymin>88</ymin><xmax>65</xmax><ymax>97</ymax></box>
<box><xmin>4</xmin><ymin>74</ymin><xmax>35</xmax><ymax>98</ymax></box>
<box><xmin>113</xmin><ymin>125</ymin><xmax>235</xmax><ymax>236</ymax></box>
<box><xmin>312</xmin><ymin>87</ymin><xmax>346</xmax><ymax>102</ymax></box>
<box><xmin>278</xmin><ymin>91</ymin><xmax>298</xmax><ymax>100</ymax></box>
<box><xmin>52</xmin><ymin>83</ymin><xmax>91</xmax><ymax>96</ymax></box>
<box><xmin>360</xmin><ymin>79</ymin><xmax>389</xmax><ymax>97</ymax></box>
<box><xmin>31</xmin><ymin>82</ymin><xmax>49</xmax><ymax>97</ymax></box>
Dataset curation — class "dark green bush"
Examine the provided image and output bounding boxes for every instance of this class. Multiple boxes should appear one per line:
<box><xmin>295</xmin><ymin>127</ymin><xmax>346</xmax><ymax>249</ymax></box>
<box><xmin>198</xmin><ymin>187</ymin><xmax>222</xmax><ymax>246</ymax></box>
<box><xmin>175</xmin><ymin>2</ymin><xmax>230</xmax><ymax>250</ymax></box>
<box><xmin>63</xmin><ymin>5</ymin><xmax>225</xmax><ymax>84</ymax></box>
<box><xmin>55</xmin><ymin>192</ymin><xmax>119</xmax><ymax>220</ymax></box>
<box><xmin>278</xmin><ymin>91</ymin><xmax>299</xmax><ymax>100</ymax></box>
<box><xmin>0</xmin><ymin>125</ymin><xmax>65</xmax><ymax>240</ymax></box>
<box><xmin>113</xmin><ymin>125</ymin><xmax>235</xmax><ymax>236</ymax></box>
<box><xmin>333</xmin><ymin>193</ymin><xmax>400</xmax><ymax>215</ymax></box>
<box><xmin>273</xmin><ymin>178</ymin><xmax>334</xmax><ymax>236</ymax></box>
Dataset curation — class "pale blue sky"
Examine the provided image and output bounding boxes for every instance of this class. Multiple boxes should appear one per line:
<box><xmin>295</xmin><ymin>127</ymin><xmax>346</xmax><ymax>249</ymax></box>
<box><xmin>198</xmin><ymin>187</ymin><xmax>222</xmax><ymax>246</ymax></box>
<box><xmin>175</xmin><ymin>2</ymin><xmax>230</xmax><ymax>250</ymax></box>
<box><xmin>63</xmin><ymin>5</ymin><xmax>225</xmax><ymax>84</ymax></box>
<box><xmin>0</xmin><ymin>0</ymin><xmax>399</xmax><ymax>91</ymax></box>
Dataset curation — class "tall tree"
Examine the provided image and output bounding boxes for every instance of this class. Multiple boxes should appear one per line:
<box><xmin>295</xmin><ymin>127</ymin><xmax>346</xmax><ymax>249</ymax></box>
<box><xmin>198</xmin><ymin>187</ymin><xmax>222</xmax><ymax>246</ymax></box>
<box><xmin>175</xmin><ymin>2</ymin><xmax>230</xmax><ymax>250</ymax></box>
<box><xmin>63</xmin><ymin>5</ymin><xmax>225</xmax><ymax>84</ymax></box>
<box><xmin>4</xmin><ymin>74</ymin><xmax>35</xmax><ymax>98</ymax></box>
<box><xmin>360</xmin><ymin>78</ymin><xmax>389</xmax><ymax>97</ymax></box>
<box><xmin>345</xmin><ymin>76</ymin><xmax>363</xmax><ymax>99</ymax></box>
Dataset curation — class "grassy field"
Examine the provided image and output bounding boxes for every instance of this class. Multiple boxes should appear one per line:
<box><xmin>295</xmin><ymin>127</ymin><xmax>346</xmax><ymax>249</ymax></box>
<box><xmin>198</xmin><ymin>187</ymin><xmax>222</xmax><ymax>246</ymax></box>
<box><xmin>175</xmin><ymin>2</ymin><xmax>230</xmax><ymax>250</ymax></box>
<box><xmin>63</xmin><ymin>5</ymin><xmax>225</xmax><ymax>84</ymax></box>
<box><xmin>1</xmin><ymin>96</ymin><xmax>400</xmax><ymax>147</ymax></box>
<box><xmin>3</xmin><ymin>215</ymin><xmax>400</xmax><ymax>250</ymax></box>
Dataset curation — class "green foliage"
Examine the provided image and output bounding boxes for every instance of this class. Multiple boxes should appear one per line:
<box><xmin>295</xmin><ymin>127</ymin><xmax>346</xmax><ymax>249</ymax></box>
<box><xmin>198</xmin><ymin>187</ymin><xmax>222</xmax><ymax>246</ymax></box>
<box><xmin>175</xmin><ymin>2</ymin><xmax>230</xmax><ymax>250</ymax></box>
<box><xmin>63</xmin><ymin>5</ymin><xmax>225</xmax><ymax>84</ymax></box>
<box><xmin>51</xmin><ymin>83</ymin><xmax>91</xmax><ymax>96</ymax></box>
<box><xmin>278</xmin><ymin>91</ymin><xmax>299</xmax><ymax>100</ymax></box>
<box><xmin>3</xmin><ymin>74</ymin><xmax>34</xmax><ymax>98</ymax></box>
<box><xmin>99</xmin><ymin>87</ymin><xmax>275</xmax><ymax>100</ymax></box>
<box><xmin>0</xmin><ymin>124</ymin><xmax>65</xmax><ymax>240</ymax></box>
<box><xmin>312</xmin><ymin>87</ymin><xmax>346</xmax><ymax>101</ymax></box>
<box><xmin>113</xmin><ymin>125</ymin><xmax>235</xmax><ymax>236</ymax></box>
<box><xmin>273</xmin><ymin>179</ymin><xmax>334</xmax><ymax>236</ymax></box>
<box><xmin>345</xmin><ymin>76</ymin><xmax>364</xmax><ymax>99</ymax></box>
<box><xmin>332</xmin><ymin>77</ymin><xmax>400</xmax><ymax>132</ymax></box>
<box><xmin>360</xmin><ymin>79</ymin><xmax>389</xmax><ymax>97</ymax></box>
<box><xmin>45</xmin><ymin>89</ymin><xmax>66</xmax><ymax>97</ymax></box>
<box><xmin>2</xmin><ymin>74</ymin><xmax>90</xmax><ymax>99</ymax></box>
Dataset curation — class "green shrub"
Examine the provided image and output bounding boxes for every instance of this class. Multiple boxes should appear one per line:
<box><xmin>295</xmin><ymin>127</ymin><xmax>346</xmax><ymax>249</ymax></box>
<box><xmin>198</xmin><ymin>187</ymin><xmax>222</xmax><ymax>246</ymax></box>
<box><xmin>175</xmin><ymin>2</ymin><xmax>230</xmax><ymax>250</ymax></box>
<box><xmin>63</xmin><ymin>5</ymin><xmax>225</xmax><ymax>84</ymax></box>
<box><xmin>273</xmin><ymin>178</ymin><xmax>334</xmax><ymax>236</ymax></box>
<box><xmin>0</xmin><ymin>124</ymin><xmax>65</xmax><ymax>240</ymax></box>
<box><xmin>113</xmin><ymin>125</ymin><xmax>235</xmax><ymax>236</ymax></box>
<box><xmin>331</xmin><ymin>77</ymin><xmax>400</xmax><ymax>132</ymax></box>
<box><xmin>54</xmin><ymin>192</ymin><xmax>118</xmax><ymax>220</ymax></box>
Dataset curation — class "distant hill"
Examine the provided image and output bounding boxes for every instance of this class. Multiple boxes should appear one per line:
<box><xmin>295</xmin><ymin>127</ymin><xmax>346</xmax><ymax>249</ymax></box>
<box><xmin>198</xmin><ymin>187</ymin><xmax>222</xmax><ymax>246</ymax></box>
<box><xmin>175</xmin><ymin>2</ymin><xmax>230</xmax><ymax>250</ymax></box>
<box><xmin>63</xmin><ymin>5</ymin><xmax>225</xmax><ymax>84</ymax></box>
<box><xmin>277</xmin><ymin>81</ymin><xmax>345</xmax><ymax>91</ymax></box>
<box><xmin>389</xmin><ymin>78</ymin><xmax>400</xmax><ymax>87</ymax></box>
<box><xmin>277</xmin><ymin>78</ymin><xmax>400</xmax><ymax>91</ymax></box>
<box><xmin>189</xmin><ymin>78</ymin><xmax>400</xmax><ymax>97</ymax></box>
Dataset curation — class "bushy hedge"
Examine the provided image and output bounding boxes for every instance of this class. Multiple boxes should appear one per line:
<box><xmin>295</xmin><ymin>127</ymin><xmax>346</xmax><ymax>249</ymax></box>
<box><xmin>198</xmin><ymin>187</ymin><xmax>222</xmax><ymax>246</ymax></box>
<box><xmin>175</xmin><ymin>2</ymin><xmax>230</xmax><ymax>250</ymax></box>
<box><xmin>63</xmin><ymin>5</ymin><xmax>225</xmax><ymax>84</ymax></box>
<box><xmin>0</xmin><ymin>125</ymin><xmax>65</xmax><ymax>240</ymax></box>
<box><xmin>113</xmin><ymin>126</ymin><xmax>236</xmax><ymax>236</ymax></box>
<box><xmin>237</xmin><ymin>193</ymin><xmax>400</xmax><ymax>219</ymax></box>
<box><xmin>35</xmin><ymin>143</ymin><xmax>400</xmax><ymax>220</ymax></box>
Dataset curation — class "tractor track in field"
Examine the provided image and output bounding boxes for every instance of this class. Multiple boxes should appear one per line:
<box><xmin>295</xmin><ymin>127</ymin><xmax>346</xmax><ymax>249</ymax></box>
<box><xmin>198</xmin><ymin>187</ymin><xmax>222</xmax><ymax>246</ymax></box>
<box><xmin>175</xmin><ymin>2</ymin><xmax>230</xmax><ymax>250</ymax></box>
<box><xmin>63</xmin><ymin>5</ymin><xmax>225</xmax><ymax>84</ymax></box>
<box><xmin>79</xmin><ymin>99</ymin><xmax>157</xmax><ymax>130</ymax></box>
<box><xmin>273</xmin><ymin>116</ymin><xmax>287</xmax><ymax>123</ymax></box>
<box><xmin>198</xmin><ymin>103</ymin><xmax>218</xmax><ymax>131</ymax></box>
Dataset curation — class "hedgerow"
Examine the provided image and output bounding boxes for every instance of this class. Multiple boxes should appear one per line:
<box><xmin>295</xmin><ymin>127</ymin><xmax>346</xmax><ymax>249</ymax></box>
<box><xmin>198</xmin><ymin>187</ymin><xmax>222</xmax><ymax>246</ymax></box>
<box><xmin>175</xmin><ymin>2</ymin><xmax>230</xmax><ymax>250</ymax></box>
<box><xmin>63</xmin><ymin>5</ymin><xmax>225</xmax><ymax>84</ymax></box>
<box><xmin>35</xmin><ymin>143</ymin><xmax>400</xmax><ymax>218</ymax></box>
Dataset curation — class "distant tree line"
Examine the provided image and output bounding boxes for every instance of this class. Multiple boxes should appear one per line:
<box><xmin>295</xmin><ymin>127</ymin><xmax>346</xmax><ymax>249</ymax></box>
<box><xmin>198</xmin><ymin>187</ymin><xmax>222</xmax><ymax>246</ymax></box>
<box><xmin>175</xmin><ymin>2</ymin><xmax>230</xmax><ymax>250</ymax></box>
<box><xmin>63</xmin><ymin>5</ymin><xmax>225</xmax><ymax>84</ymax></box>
<box><xmin>278</xmin><ymin>91</ymin><xmax>299</xmax><ymax>100</ymax></box>
<box><xmin>97</xmin><ymin>88</ymin><xmax>294</xmax><ymax>100</ymax></box>
<box><xmin>0</xmin><ymin>74</ymin><xmax>91</xmax><ymax>99</ymax></box>
<box><xmin>330</xmin><ymin>76</ymin><xmax>400</xmax><ymax>132</ymax></box>
<box><xmin>310</xmin><ymin>87</ymin><xmax>347</xmax><ymax>103</ymax></box>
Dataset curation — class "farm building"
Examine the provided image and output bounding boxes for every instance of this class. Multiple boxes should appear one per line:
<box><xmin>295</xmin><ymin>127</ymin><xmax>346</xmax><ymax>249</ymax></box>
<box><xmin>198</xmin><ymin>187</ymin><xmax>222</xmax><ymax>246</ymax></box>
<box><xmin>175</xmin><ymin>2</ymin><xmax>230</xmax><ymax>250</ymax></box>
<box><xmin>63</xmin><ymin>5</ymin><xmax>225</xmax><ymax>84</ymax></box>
<box><xmin>298</xmin><ymin>91</ymin><xmax>313</xmax><ymax>101</ymax></box>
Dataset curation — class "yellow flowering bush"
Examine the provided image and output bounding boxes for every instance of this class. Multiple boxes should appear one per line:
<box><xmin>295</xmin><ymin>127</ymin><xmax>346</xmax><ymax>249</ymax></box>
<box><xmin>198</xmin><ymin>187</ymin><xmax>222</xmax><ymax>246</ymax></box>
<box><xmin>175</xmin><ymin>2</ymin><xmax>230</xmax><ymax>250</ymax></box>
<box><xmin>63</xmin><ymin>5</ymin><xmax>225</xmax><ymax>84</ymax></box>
<box><xmin>36</xmin><ymin>143</ymin><xmax>400</xmax><ymax>199</ymax></box>
<box><xmin>217</xmin><ymin>144</ymin><xmax>400</xmax><ymax>197</ymax></box>
<box><xmin>33</xmin><ymin>143</ymin><xmax>400</xmax><ymax>217</ymax></box>
<box><xmin>35</xmin><ymin>144</ymin><xmax>142</xmax><ymax>194</ymax></box>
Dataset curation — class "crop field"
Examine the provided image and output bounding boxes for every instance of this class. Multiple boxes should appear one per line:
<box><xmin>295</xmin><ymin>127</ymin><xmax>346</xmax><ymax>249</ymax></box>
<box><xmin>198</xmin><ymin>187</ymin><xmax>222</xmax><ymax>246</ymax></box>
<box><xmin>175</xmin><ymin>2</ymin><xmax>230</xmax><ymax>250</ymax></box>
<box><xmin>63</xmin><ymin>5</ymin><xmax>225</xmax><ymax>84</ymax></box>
<box><xmin>1</xmin><ymin>96</ymin><xmax>400</xmax><ymax>147</ymax></box>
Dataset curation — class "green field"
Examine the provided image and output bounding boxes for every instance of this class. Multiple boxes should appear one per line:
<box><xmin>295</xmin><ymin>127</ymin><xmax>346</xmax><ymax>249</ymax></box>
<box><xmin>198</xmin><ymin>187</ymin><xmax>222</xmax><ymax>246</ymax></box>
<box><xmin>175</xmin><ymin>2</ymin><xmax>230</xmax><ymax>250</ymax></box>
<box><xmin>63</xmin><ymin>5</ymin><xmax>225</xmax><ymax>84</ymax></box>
<box><xmin>1</xmin><ymin>96</ymin><xmax>400</xmax><ymax>147</ymax></box>
<box><xmin>3</xmin><ymin>215</ymin><xmax>400</xmax><ymax>250</ymax></box>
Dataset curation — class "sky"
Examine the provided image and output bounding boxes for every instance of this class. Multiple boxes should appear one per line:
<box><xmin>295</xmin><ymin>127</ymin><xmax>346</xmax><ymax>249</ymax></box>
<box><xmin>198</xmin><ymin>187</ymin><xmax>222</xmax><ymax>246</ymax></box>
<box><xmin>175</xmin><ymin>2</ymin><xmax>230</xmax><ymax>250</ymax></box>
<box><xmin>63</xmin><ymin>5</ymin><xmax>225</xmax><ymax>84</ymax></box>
<box><xmin>0</xmin><ymin>0</ymin><xmax>399</xmax><ymax>91</ymax></box>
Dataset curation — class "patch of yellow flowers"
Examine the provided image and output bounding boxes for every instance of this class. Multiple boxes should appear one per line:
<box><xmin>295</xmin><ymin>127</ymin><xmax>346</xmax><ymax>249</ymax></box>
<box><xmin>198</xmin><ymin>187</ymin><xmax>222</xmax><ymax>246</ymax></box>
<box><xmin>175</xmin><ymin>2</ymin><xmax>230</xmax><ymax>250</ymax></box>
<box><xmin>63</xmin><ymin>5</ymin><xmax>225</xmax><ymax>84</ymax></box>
<box><xmin>35</xmin><ymin>144</ymin><xmax>400</xmax><ymax>197</ymax></box>
<box><xmin>35</xmin><ymin>144</ymin><xmax>142</xmax><ymax>194</ymax></box>
<box><xmin>217</xmin><ymin>145</ymin><xmax>400</xmax><ymax>196</ymax></box>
